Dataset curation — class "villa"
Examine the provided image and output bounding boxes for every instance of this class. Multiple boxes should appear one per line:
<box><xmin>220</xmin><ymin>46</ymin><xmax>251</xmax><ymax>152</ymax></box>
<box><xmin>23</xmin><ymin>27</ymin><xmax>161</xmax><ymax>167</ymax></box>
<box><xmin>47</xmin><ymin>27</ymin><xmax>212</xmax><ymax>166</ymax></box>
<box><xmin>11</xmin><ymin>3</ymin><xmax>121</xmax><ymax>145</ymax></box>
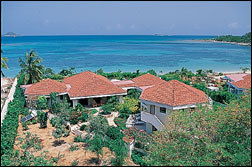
<box><xmin>21</xmin><ymin>71</ymin><xmax>211</xmax><ymax>134</ymax></box>
<box><xmin>112</xmin><ymin>73</ymin><xmax>211</xmax><ymax>134</ymax></box>
<box><xmin>224</xmin><ymin>73</ymin><xmax>251</xmax><ymax>95</ymax></box>
<box><xmin>21</xmin><ymin>71</ymin><xmax>127</xmax><ymax>108</ymax></box>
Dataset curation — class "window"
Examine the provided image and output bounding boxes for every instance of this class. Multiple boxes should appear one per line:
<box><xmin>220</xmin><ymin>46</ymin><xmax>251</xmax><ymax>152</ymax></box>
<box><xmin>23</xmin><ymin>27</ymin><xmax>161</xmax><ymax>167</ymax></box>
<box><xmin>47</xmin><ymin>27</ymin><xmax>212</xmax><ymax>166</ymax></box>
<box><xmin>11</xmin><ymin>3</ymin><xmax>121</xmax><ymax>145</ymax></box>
<box><xmin>160</xmin><ymin>107</ymin><xmax>166</xmax><ymax>114</ymax></box>
<box><xmin>150</xmin><ymin>105</ymin><xmax>155</xmax><ymax>114</ymax></box>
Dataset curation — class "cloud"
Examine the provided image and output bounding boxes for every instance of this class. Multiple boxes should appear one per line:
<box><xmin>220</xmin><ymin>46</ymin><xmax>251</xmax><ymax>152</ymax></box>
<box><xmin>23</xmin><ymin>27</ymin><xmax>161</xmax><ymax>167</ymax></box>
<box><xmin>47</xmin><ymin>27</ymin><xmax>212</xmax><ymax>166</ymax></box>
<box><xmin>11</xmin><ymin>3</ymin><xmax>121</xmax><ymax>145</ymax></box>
<box><xmin>228</xmin><ymin>22</ymin><xmax>239</xmax><ymax>29</ymax></box>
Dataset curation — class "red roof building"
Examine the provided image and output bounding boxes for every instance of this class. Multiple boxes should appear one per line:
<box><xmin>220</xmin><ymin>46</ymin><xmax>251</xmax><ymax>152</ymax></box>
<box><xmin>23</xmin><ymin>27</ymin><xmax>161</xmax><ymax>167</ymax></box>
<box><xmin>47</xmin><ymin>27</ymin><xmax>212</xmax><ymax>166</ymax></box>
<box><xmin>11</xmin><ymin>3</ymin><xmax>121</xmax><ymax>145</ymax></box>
<box><xmin>111</xmin><ymin>73</ymin><xmax>166</xmax><ymax>91</ymax></box>
<box><xmin>23</xmin><ymin>78</ymin><xmax>67</xmax><ymax>96</ymax></box>
<box><xmin>231</xmin><ymin>74</ymin><xmax>251</xmax><ymax>90</ymax></box>
<box><xmin>140</xmin><ymin>80</ymin><xmax>209</xmax><ymax>107</ymax></box>
<box><xmin>226</xmin><ymin>74</ymin><xmax>251</xmax><ymax>94</ymax></box>
<box><xmin>63</xmin><ymin>71</ymin><xmax>126</xmax><ymax>98</ymax></box>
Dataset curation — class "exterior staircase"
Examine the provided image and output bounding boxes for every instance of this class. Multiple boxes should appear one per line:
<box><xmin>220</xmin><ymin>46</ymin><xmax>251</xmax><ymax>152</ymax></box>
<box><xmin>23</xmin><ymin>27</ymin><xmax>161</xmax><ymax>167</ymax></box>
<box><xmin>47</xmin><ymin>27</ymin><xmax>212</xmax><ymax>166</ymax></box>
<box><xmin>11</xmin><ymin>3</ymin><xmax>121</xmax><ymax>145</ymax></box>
<box><xmin>141</xmin><ymin>111</ymin><xmax>164</xmax><ymax>130</ymax></box>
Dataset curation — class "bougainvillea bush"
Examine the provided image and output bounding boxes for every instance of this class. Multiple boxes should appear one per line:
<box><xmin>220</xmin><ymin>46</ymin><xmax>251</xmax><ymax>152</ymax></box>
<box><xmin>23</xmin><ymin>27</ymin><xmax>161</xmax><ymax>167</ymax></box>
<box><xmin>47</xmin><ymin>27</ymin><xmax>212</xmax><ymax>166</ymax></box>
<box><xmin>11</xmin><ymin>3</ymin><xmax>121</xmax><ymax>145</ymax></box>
<box><xmin>114</xmin><ymin>117</ymin><xmax>127</xmax><ymax>130</ymax></box>
<box><xmin>123</xmin><ymin>127</ymin><xmax>153</xmax><ymax>150</ymax></box>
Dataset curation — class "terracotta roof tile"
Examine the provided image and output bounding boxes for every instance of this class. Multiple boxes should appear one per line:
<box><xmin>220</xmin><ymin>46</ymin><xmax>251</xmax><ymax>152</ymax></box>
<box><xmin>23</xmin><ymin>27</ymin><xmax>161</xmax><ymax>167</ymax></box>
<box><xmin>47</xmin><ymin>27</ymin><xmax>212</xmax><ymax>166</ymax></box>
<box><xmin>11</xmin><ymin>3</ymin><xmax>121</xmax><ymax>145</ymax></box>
<box><xmin>63</xmin><ymin>71</ymin><xmax>126</xmax><ymax>98</ymax></box>
<box><xmin>140</xmin><ymin>80</ymin><xmax>209</xmax><ymax>106</ymax></box>
<box><xmin>231</xmin><ymin>74</ymin><xmax>251</xmax><ymax>89</ymax></box>
<box><xmin>132</xmin><ymin>73</ymin><xmax>166</xmax><ymax>87</ymax></box>
<box><xmin>25</xmin><ymin>78</ymin><xmax>67</xmax><ymax>96</ymax></box>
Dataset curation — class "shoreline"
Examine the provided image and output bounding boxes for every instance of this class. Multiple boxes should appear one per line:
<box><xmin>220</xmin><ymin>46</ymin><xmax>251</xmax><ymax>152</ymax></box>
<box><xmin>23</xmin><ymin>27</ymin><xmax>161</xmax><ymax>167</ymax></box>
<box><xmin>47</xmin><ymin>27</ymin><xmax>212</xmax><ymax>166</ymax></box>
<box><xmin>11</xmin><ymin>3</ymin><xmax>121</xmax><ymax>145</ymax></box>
<box><xmin>195</xmin><ymin>39</ymin><xmax>251</xmax><ymax>46</ymax></box>
<box><xmin>2</xmin><ymin>70</ymin><xmax>250</xmax><ymax>79</ymax></box>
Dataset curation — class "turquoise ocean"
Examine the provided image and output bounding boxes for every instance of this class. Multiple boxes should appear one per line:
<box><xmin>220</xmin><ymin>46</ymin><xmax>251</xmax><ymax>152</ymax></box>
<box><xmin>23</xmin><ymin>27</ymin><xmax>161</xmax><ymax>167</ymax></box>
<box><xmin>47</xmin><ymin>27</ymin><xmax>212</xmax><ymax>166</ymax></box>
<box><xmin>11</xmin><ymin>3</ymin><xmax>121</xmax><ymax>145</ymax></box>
<box><xmin>1</xmin><ymin>35</ymin><xmax>251</xmax><ymax>77</ymax></box>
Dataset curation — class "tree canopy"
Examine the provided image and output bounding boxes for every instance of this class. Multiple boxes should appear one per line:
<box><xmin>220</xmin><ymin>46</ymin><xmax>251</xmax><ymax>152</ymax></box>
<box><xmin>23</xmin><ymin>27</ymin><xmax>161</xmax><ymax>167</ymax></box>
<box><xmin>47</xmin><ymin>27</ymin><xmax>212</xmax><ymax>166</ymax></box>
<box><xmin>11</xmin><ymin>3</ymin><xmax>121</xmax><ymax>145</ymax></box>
<box><xmin>144</xmin><ymin>91</ymin><xmax>251</xmax><ymax>166</ymax></box>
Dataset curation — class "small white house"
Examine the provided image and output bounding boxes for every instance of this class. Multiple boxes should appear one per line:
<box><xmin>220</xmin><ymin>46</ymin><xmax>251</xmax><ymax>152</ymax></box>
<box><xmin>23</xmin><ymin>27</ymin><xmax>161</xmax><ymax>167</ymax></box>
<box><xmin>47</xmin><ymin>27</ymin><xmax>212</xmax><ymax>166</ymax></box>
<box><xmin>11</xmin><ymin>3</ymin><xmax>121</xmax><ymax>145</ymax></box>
<box><xmin>140</xmin><ymin>80</ymin><xmax>211</xmax><ymax>134</ymax></box>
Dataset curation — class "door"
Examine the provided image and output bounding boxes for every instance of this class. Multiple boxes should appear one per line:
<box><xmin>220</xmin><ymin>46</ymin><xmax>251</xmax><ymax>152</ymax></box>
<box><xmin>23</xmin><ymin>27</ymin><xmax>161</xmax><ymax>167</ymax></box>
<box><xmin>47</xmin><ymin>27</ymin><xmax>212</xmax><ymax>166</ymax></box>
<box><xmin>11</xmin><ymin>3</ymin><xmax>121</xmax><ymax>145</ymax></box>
<box><xmin>150</xmin><ymin>105</ymin><xmax>155</xmax><ymax>115</ymax></box>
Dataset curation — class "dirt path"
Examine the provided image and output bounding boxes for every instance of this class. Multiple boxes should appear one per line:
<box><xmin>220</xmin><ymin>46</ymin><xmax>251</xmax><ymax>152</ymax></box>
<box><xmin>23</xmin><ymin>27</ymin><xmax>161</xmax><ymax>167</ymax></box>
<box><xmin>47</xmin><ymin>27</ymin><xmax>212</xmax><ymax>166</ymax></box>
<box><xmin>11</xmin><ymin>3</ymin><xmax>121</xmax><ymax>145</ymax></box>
<box><xmin>106</xmin><ymin>112</ymin><xmax>119</xmax><ymax>127</ymax></box>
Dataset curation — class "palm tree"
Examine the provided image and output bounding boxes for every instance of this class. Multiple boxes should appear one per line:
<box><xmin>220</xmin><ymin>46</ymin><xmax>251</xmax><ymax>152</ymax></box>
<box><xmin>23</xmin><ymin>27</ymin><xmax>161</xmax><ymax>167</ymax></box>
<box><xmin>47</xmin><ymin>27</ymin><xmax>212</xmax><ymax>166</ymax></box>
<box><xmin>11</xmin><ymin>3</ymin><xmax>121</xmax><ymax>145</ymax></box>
<box><xmin>1</xmin><ymin>50</ymin><xmax>8</xmax><ymax>77</ymax></box>
<box><xmin>19</xmin><ymin>50</ymin><xmax>44</xmax><ymax>84</ymax></box>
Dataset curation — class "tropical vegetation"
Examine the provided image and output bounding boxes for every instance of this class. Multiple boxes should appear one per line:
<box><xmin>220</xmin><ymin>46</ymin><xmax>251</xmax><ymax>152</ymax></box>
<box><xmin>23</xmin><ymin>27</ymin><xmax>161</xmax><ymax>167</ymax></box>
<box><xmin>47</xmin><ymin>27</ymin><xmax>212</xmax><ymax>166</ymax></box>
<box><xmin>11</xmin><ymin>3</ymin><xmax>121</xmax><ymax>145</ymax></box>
<box><xmin>143</xmin><ymin>91</ymin><xmax>251</xmax><ymax>166</ymax></box>
<box><xmin>1</xmin><ymin>50</ymin><xmax>8</xmax><ymax>77</ymax></box>
<box><xmin>214</xmin><ymin>32</ymin><xmax>251</xmax><ymax>44</ymax></box>
<box><xmin>18</xmin><ymin>50</ymin><xmax>44</xmax><ymax>84</ymax></box>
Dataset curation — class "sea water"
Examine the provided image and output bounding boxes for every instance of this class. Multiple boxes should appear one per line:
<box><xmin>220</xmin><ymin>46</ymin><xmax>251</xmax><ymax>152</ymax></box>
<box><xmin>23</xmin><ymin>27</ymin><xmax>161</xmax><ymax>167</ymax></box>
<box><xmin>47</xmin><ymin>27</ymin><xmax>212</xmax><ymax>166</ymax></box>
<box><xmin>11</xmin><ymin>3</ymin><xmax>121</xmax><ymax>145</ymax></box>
<box><xmin>1</xmin><ymin>35</ymin><xmax>251</xmax><ymax>77</ymax></box>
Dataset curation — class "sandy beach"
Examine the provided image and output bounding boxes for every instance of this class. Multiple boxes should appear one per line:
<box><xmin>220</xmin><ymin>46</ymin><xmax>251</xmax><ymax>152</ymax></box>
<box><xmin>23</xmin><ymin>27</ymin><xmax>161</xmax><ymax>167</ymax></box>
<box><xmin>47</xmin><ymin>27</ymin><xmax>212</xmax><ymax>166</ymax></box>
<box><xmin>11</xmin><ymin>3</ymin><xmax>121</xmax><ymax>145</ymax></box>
<box><xmin>195</xmin><ymin>39</ymin><xmax>251</xmax><ymax>46</ymax></box>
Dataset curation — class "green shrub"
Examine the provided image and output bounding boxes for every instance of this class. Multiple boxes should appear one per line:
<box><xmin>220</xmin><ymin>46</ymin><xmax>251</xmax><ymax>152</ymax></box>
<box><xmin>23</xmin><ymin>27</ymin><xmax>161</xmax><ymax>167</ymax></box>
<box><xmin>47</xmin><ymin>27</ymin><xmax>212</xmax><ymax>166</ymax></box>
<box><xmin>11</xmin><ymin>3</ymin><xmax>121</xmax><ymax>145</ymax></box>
<box><xmin>50</xmin><ymin>117</ymin><xmax>57</xmax><ymax>127</ymax></box>
<box><xmin>32</xmin><ymin>118</ymin><xmax>38</xmax><ymax>124</ymax></box>
<box><xmin>69</xmin><ymin>143</ymin><xmax>79</xmax><ymax>152</ymax></box>
<box><xmin>88</xmin><ymin>109</ymin><xmax>98</xmax><ymax>114</ymax></box>
<box><xmin>109</xmin><ymin>138</ymin><xmax>128</xmax><ymax>166</ymax></box>
<box><xmin>38</xmin><ymin>111</ymin><xmax>48</xmax><ymax>128</ymax></box>
<box><xmin>74</xmin><ymin>136</ymin><xmax>85</xmax><ymax>143</ymax></box>
<box><xmin>80</xmin><ymin>124</ymin><xmax>86</xmax><ymax>131</ymax></box>
<box><xmin>80</xmin><ymin>111</ymin><xmax>88</xmax><ymax>122</ymax></box>
<box><xmin>22</xmin><ymin>122</ymin><xmax>29</xmax><ymax>131</ymax></box>
<box><xmin>72</xmin><ymin>160</ymin><xmax>79</xmax><ymax>166</ymax></box>
<box><xmin>127</xmin><ymin>89</ymin><xmax>141</xmax><ymax>99</ymax></box>
<box><xmin>100</xmin><ymin>104</ymin><xmax>112</xmax><ymax>115</ymax></box>
<box><xmin>20</xmin><ymin>108</ymin><xmax>30</xmax><ymax>117</ymax></box>
<box><xmin>106</xmin><ymin>126</ymin><xmax>124</xmax><ymax>140</ymax></box>
<box><xmin>131</xmin><ymin>150</ymin><xmax>146</xmax><ymax>166</ymax></box>
<box><xmin>114</xmin><ymin>117</ymin><xmax>127</xmax><ymax>130</ymax></box>
<box><xmin>1</xmin><ymin>76</ymin><xmax>25</xmax><ymax>157</ymax></box>
<box><xmin>37</xmin><ymin>95</ymin><xmax>48</xmax><ymax>110</ymax></box>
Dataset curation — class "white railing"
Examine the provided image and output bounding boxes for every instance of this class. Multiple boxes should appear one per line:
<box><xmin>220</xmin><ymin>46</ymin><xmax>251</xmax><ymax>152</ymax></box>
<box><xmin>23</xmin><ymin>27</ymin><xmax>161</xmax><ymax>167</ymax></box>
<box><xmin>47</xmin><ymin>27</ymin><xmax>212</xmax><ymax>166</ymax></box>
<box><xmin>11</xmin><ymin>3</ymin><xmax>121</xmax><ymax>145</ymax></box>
<box><xmin>141</xmin><ymin>111</ymin><xmax>164</xmax><ymax>130</ymax></box>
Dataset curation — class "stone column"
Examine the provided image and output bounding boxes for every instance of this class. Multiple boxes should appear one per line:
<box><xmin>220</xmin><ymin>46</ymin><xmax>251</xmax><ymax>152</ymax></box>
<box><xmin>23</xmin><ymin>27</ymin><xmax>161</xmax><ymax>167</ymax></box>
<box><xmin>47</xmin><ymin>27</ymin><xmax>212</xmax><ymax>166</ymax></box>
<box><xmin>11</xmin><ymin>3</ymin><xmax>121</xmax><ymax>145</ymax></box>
<box><xmin>88</xmin><ymin>98</ymin><xmax>92</xmax><ymax>106</ymax></box>
<box><xmin>72</xmin><ymin>99</ymin><xmax>79</xmax><ymax>108</ymax></box>
<box><xmin>119</xmin><ymin>95</ymin><xmax>123</xmax><ymax>103</ymax></box>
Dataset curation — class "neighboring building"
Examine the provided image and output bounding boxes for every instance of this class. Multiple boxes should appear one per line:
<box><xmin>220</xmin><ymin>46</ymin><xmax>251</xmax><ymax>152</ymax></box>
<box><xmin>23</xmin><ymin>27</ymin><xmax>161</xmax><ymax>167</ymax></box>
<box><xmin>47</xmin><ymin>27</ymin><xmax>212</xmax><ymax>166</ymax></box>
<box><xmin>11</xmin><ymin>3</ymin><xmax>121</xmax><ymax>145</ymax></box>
<box><xmin>21</xmin><ymin>71</ymin><xmax>127</xmax><ymax>108</ymax></box>
<box><xmin>113</xmin><ymin>74</ymin><xmax>211</xmax><ymax>134</ymax></box>
<box><xmin>139</xmin><ymin>80</ymin><xmax>210</xmax><ymax>134</ymax></box>
<box><xmin>20</xmin><ymin>78</ymin><xmax>69</xmax><ymax>108</ymax></box>
<box><xmin>111</xmin><ymin>73</ymin><xmax>166</xmax><ymax>91</ymax></box>
<box><xmin>224</xmin><ymin>74</ymin><xmax>251</xmax><ymax>94</ymax></box>
<box><xmin>63</xmin><ymin>71</ymin><xmax>127</xmax><ymax>107</ymax></box>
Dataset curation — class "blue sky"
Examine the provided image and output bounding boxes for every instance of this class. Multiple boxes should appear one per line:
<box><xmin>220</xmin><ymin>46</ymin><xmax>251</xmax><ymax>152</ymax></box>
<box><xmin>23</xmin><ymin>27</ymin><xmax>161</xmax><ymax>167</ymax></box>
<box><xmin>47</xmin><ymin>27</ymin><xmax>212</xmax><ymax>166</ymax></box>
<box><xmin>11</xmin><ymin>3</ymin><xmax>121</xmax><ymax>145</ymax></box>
<box><xmin>1</xmin><ymin>1</ymin><xmax>251</xmax><ymax>35</ymax></box>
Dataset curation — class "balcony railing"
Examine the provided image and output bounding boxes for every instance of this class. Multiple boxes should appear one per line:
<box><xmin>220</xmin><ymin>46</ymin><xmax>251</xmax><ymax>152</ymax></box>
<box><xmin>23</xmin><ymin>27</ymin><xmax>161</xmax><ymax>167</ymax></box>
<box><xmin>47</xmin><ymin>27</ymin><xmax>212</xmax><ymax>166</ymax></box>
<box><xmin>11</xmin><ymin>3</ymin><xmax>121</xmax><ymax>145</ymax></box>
<box><xmin>141</xmin><ymin>111</ymin><xmax>164</xmax><ymax>130</ymax></box>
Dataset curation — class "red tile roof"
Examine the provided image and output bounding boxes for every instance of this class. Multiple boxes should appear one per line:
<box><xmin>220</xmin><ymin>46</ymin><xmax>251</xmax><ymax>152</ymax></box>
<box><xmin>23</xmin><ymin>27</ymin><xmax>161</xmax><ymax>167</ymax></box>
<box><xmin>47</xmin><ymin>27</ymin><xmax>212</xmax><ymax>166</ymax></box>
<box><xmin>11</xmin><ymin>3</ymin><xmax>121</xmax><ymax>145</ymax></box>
<box><xmin>140</xmin><ymin>80</ymin><xmax>209</xmax><ymax>106</ymax></box>
<box><xmin>231</xmin><ymin>74</ymin><xmax>251</xmax><ymax>89</ymax></box>
<box><xmin>132</xmin><ymin>73</ymin><xmax>166</xmax><ymax>87</ymax></box>
<box><xmin>225</xmin><ymin>73</ymin><xmax>248</xmax><ymax>82</ymax></box>
<box><xmin>111</xmin><ymin>80</ymin><xmax>136</xmax><ymax>88</ymax></box>
<box><xmin>25</xmin><ymin>78</ymin><xmax>67</xmax><ymax>96</ymax></box>
<box><xmin>63</xmin><ymin>71</ymin><xmax>126</xmax><ymax>98</ymax></box>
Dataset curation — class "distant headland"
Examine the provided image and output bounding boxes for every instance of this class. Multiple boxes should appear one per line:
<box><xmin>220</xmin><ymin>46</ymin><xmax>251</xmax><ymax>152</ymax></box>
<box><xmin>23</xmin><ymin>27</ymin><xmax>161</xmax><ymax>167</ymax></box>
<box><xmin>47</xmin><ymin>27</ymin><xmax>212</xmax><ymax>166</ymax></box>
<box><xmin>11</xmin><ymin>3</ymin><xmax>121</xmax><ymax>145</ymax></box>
<box><xmin>195</xmin><ymin>32</ymin><xmax>251</xmax><ymax>46</ymax></box>
<box><xmin>2</xmin><ymin>32</ymin><xmax>20</xmax><ymax>37</ymax></box>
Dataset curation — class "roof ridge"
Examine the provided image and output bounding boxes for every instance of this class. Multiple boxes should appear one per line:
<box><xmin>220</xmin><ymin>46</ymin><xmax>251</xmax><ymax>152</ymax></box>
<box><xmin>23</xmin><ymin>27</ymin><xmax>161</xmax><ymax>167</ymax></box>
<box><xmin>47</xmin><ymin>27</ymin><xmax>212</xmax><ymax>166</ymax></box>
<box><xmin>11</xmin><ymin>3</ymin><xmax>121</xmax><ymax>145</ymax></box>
<box><xmin>172</xmin><ymin>80</ymin><xmax>175</xmax><ymax>106</ymax></box>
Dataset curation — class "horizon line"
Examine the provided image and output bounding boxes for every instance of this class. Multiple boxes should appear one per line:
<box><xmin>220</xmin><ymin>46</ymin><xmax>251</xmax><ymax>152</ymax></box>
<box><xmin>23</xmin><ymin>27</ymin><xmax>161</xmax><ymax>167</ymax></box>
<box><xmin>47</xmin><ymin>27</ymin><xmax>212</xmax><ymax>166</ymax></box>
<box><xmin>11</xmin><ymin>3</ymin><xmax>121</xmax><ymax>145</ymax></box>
<box><xmin>1</xmin><ymin>34</ymin><xmax>220</xmax><ymax>37</ymax></box>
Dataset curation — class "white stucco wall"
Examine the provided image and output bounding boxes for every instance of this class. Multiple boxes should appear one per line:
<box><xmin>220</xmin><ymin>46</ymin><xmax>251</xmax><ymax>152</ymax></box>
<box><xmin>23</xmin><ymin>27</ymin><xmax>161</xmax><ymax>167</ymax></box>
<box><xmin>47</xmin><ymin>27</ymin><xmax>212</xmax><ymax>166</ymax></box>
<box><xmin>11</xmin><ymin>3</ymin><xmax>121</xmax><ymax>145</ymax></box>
<box><xmin>146</xmin><ymin>122</ymin><xmax>153</xmax><ymax>134</ymax></box>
